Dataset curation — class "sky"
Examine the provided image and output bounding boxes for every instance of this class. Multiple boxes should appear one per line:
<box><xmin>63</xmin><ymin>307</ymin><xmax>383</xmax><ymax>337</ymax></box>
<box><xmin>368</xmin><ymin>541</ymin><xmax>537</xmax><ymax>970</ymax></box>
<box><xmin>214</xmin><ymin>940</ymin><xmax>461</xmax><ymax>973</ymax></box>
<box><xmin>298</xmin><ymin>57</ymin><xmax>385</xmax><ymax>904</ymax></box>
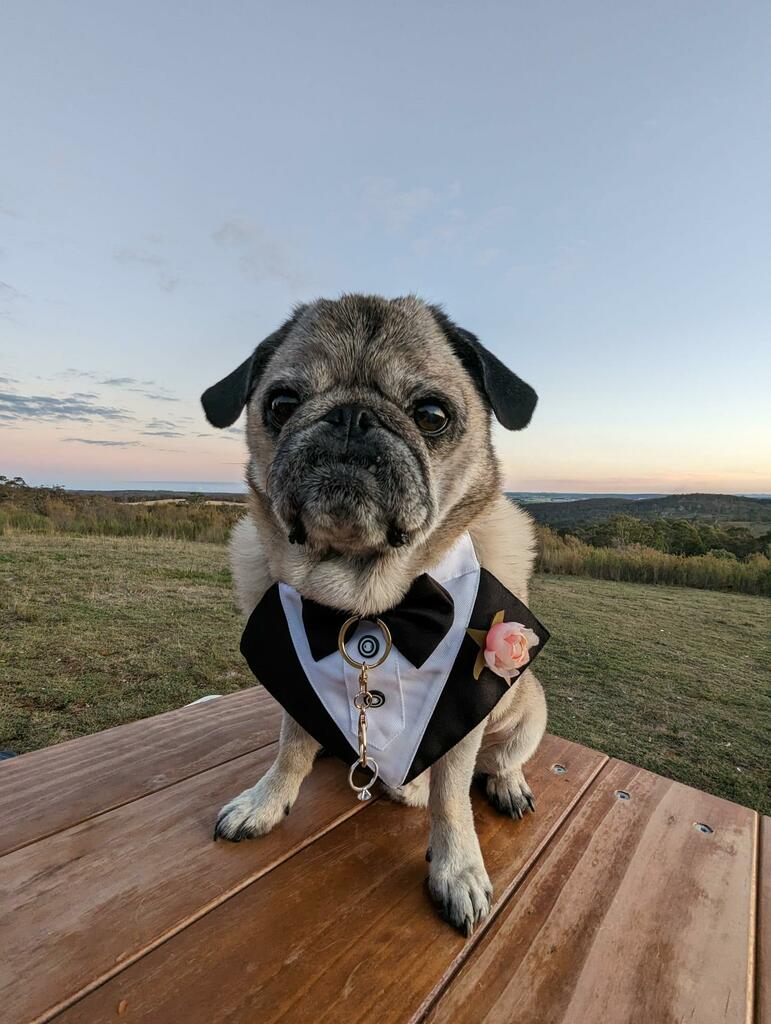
<box><xmin>1</xmin><ymin>1</ymin><xmax>770</xmax><ymax>494</ymax></box>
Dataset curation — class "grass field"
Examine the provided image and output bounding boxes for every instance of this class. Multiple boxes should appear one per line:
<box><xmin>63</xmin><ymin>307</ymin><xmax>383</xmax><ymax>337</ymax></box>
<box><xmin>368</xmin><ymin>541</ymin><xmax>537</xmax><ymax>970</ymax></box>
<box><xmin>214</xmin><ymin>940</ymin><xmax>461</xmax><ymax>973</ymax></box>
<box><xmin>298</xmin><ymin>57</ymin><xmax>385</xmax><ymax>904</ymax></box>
<box><xmin>1</xmin><ymin>532</ymin><xmax>769</xmax><ymax>813</ymax></box>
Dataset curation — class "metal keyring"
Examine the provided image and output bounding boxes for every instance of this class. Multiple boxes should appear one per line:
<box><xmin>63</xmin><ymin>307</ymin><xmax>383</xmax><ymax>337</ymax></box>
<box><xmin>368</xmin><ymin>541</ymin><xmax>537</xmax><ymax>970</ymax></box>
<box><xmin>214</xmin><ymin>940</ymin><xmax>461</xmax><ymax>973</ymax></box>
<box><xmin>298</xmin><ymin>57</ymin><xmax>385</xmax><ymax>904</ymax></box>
<box><xmin>348</xmin><ymin>756</ymin><xmax>379</xmax><ymax>794</ymax></box>
<box><xmin>337</xmin><ymin>616</ymin><xmax>392</xmax><ymax>669</ymax></box>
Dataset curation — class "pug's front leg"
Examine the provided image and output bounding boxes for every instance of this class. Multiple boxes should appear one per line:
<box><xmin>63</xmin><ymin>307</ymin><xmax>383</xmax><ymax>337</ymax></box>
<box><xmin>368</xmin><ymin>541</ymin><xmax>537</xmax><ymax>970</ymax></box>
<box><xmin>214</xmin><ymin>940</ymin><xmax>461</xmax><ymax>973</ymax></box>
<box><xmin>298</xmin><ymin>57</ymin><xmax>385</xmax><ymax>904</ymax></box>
<box><xmin>214</xmin><ymin>712</ymin><xmax>319</xmax><ymax>841</ymax></box>
<box><xmin>427</xmin><ymin>723</ymin><xmax>492</xmax><ymax>935</ymax></box>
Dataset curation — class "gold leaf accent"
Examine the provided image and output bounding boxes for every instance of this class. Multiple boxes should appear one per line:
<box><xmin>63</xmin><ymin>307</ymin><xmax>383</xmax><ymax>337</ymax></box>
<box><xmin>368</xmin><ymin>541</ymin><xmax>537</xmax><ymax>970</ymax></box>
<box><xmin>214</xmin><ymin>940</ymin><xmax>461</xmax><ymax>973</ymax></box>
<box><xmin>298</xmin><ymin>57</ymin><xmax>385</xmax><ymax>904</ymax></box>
<box><xmin>466</xmin><ymin>610</ymin><xmax>505</xmax><ymax>681</ymax></box>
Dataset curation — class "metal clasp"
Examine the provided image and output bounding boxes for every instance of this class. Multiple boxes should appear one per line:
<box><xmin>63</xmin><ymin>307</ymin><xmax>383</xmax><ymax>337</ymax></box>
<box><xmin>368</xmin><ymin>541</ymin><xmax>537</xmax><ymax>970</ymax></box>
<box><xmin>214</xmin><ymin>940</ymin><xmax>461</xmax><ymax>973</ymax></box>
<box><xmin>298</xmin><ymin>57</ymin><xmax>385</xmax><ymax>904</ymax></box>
<box><xmin>337</xmin><ymin>616</ymin><xmax>392</xmax><ymax>802</ymax></box>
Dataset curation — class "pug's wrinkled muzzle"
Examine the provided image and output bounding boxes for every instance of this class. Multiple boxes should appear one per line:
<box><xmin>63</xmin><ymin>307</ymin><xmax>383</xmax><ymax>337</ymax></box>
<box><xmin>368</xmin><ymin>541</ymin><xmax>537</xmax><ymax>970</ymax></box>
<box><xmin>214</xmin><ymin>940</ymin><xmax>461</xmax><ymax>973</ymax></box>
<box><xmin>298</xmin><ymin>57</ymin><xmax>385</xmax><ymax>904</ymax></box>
<box><xmin>267</xmin><ymin>405</ymin><xmax>433</xmax><ymax>554</ymax></box>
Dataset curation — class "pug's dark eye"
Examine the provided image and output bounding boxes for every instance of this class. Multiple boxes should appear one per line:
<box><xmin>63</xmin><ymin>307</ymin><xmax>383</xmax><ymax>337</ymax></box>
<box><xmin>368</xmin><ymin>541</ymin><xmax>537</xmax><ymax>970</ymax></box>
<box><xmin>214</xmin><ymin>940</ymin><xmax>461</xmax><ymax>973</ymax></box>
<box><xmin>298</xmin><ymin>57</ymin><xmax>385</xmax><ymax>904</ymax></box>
<box><xmin>267</xmin><ymin>391</ymin><xmax>300</xmax><ymax>429</ymax></box>
<box><xmin>413</xmin><ymin>401</ymin><xmax>449</xmax><ymax>435</ymax></box>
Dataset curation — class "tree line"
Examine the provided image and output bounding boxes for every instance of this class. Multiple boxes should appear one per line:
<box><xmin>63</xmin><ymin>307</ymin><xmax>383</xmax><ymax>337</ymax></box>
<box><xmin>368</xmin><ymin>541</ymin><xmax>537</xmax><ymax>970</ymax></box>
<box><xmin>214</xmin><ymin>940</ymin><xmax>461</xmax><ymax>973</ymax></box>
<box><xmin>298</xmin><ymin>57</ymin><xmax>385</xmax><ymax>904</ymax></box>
<box><xmin>562</xmin><ymin>513</ymin><xmax>770</xmax><ymax>561</ymax></box>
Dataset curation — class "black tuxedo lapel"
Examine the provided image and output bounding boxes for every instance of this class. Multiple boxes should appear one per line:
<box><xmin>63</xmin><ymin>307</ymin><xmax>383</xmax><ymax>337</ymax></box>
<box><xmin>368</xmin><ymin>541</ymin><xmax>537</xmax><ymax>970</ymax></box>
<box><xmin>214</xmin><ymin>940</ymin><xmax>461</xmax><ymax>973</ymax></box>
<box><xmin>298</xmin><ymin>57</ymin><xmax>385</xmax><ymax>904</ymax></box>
<box><xmin>404</xmin><ymin>568</ymin><xmax>550</xmax><ymax>782</ymax></box>
<box><xmin>239</xmin><ymin>584</ymin><xmax>357</xmax><ymax>765</ymax></box>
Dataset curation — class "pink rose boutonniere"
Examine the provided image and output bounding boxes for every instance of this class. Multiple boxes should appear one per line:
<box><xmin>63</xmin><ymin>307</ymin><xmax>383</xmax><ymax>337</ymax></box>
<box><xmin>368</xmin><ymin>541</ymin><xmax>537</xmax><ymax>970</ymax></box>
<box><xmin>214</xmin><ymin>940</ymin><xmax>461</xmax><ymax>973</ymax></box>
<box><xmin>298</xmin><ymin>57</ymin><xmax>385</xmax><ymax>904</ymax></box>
<box><xmin>468</xmin><ymin>610</ymin><xmax>541</xmax><ymax>684</ymax></box>
<box><xmin>484</xmin><ymin>620</ymin><xmax>540</xmax><ymax>681</ymax></box>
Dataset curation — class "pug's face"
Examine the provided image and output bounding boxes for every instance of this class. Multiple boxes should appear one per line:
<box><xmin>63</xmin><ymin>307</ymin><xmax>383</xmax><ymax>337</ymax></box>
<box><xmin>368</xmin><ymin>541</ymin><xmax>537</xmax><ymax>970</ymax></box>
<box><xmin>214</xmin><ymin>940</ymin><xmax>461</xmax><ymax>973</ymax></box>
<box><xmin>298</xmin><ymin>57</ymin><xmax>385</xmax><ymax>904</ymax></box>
<box><xmin>203</xmin><ymin>295</ymin><xmax>537</xmax><ymax>579</ymax></box>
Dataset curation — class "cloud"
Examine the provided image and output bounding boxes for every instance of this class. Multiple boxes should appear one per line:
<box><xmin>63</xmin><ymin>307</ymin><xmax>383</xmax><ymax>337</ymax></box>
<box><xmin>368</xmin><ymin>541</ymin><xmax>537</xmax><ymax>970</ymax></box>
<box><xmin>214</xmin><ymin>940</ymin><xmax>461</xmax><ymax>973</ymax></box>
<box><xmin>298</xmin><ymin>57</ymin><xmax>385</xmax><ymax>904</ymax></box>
<box><xmin>54</xmin><ymin>371</ymin><xmax>177</xmax><ymax>402</ymax></box>
<box><xmin>99</xmin><ymin>377</ymin><xmax>179</xmax><ymax>402</ymax></box>
<box><xmin>64</xmin><ymin>437</ymin><xmax>141</xmax><ymax>447</ymax></box>
<box><xmin>473</xmin><ymin>247</ymin><xmax>504</xmax><ymax>268</ymax></box>
<box><xmin>60</xmin><ymin>369</ymin><xmax>99</xmax><ymax>381</ymax></box>
<box><xmin>0</xmin><ymin>280</ymin><xmax>24</xmax><ymax>320</ymax></box>
<box><xmin>145</xmin><ymin>418</ymin><xmax>179</xmax><ymax>430</ymax></box>
<box><xmin>0</xmin><ymin>391</ymin><xmax>133</xmax><ymax>423</ymax></box>
<box><xmin>0</xmin><ymin>375</ymin><xmax>18</xmax><ymax>385</ymax></box>
<box><xmin>100</xmin><ymin>376</ymin><xmax>158</xmax><ymax>388</ymax></box>
<box><xmin>362</xmin><ymin>179</ymin><xmax>462</xmax><ymax>235</ymax></box>
<box><xmin>196</xmin><ymin>426</ymin><xmax>242</xmax><ymax>441</ymax></box>
<box><xmin>213</xmin><ymin>221</ymin><xmax>258</xmax><ymax>246</ymax></box>
<box><xmin>141</xmin><ymin>392</ymin><xmax>179</xmax><ymax>402</ymax></box>
<box><xmin>113</xmin><ymin>245</ymin><xmax>182</xmax><ymax>293</ymax></box>
<box><xmin>212</xmin><ymin>219</ymin><xmax>305</xmax><ymax>288</ymax></box>
<box><xmin>141</xmin><ymin>429</ymin><xmax>184</xmax><ymax>438</ymax></box>
<box><xmin>113</xmin><ymin>246</ymin><xmax>165</xmax><ymax>267</ymax></box>
<box><xmin>361</xmin><ymin>181</ymin><xmax>518</xmax><ymax>266</ymax></box>
<box><xmin>158</xmin><ymin>273</ymin><xmax>180</xmax><ymax>293</ymax></box>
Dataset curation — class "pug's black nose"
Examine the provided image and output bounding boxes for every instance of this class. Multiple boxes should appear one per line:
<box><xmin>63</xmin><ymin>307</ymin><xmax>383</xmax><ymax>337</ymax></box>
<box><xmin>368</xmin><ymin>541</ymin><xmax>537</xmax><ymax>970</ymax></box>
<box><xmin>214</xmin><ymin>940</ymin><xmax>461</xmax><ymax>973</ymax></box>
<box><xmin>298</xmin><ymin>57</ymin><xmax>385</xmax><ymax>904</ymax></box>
<box><xmin>323</xmin><ymin>403</ymin><xmax>379</xmax><ymax>435</ymax></box>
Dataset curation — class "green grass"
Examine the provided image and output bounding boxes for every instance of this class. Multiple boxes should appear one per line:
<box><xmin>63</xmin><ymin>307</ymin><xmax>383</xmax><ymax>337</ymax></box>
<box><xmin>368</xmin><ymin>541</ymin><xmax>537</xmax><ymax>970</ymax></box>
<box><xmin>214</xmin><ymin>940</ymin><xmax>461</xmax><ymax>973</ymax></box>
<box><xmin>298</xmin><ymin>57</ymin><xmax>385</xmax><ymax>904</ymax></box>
<box><xmin>531</xmin><ymin>575</ymin><xmax>769</xmax><ymax>814</ymax></box>
<box><xmin>0</xmin><ymin>533</ymin><xmax>253</xmax><ymax>750</ymax></box>
<box><xmin>1</xmin><ymin>532</ymin><xmax>769</xmax><ymax>813</ymax></box>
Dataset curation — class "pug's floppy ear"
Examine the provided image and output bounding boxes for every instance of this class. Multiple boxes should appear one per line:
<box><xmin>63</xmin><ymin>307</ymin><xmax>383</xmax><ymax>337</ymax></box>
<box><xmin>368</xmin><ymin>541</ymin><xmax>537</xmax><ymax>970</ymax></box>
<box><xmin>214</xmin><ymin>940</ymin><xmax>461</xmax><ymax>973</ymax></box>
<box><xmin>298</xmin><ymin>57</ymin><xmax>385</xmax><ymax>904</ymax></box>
<box><xmin>201</xmin><ymin>313</ymin><xmax>301</xmax><ymax>429</ymax></box>
<box><xmin>430</xmin><ymin>306</ymin><xmax>538</xmax><ymax>430</ymax></box>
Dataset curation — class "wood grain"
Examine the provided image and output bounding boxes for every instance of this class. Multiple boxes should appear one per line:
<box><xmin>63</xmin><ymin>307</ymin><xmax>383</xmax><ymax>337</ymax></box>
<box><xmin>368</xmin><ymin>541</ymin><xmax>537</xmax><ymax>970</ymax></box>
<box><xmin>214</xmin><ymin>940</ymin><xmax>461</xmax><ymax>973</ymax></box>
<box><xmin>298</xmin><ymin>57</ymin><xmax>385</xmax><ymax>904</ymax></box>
<box><xmin>53</xmin><ymin>736</ymin><xmax>606</xmax><ymax>1024</ymax></box>
<box><xmin>425</xmin><ymin>759</ymin><xmax>758</xmax><ymax>1024</ymax></box>
<box><xmin>1</xmin><ymin>747</ymin><xmax>371</xmax><ymax>1024</ymax></box>
<box><xmin>757</xmin><ymin>816</ymin><xmax>770</xmax><ymax>1024</ymax></box>
<box><xmin>0</xmin><ymin>687</ymin><xmax>280</xmax><ymax>855</ymax></box>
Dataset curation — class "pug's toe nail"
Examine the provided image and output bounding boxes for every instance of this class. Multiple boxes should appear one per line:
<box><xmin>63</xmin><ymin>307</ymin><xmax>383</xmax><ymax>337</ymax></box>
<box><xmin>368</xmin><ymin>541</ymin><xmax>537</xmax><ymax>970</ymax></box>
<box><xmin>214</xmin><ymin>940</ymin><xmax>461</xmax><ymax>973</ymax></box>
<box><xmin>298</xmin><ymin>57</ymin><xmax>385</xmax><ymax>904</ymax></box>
<box><xmin>428</xmin><ymin>862</ymin><xmax>492</xmax><ymax>936</ymax></box>
<box><xmin>485</xmin><ymin>773</ymin><xmax>535</xmax><ymax>822</ymax></box>
<box><xmin>213</xmin><ymin>814</ymin><xmax>230</xmax><ymax>841</ymax></box>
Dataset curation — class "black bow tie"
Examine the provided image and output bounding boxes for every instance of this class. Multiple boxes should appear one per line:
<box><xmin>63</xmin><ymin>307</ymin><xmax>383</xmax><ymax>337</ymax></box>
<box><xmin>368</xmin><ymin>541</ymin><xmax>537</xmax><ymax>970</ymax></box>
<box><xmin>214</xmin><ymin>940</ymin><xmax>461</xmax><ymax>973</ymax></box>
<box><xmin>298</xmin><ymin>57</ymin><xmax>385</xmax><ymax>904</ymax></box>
<box><xmin>301</xmin><ymin>573</ymin><xmax>455</xmax><ymax>669</ymax></box>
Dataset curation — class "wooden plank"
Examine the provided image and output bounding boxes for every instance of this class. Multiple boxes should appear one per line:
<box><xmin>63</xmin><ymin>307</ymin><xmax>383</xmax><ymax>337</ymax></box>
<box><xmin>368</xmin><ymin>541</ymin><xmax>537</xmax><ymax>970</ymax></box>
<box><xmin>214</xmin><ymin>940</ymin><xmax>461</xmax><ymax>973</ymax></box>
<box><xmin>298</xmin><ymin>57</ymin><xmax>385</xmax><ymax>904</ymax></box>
<box><xmin>424</xmin><ymin>759</ymin><xmax>758</xmax><ymax>1024</ymax></box>
<box><xmin>0</xmin><ymin>687</ymin><xmax>280</xmax><ymax>855</ymax></box>
<box><xmin>52</xmin><ymin>736</ymin><xmax>606</xmax><ymax>1024</ymax></box>
<box><xmin>1</xmin><ymin>747</ymin><xmax>372</xmax><ymax>1024</ymax></box>
<box><xmin>757</xmin><ymin>816</ymin><xmax>770</xmax><ymax>1024</ymax></box>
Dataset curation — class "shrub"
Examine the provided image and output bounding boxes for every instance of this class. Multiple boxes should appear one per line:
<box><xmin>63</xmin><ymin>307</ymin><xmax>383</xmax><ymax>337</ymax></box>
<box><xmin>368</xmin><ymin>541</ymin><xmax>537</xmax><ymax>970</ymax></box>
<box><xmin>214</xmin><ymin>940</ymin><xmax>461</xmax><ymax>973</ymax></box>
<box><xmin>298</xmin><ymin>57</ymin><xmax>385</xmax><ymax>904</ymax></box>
<box><xmin>536</xmin><ymin>527</ymin><xmax>771</xmax><ymax>596</ymax></box>
<box><xmin>0</xmin><ymin>478</ymin><xmax>245</xmax><ymax>544</ymax></box>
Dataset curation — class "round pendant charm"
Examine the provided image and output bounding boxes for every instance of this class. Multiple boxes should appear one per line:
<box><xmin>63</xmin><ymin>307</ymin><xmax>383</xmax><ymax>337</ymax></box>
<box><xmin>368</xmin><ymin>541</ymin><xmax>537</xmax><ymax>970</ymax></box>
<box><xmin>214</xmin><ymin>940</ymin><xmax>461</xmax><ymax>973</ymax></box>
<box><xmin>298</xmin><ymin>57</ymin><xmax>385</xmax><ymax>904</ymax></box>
<box><xmin>338</xmin><ymin>617</ymin><xmax>392</xmax><ymax>670</ymax></box>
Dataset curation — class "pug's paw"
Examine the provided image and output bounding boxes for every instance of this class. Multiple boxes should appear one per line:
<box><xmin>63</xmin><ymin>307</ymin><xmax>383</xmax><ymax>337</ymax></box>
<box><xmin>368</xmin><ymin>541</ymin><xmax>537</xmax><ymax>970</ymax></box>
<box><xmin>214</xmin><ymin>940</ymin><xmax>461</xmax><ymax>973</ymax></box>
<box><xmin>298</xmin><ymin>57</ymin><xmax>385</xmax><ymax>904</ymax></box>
<box><xmin>213</xmin><ymin>778</ymin><xmax>292</xmax><ymax>842</ymax></box>
<box><xmin>428</xmin><ymin>858</ymin><xmax>493</xmax><ymax>936</ymax></box>
<box><xmin>483</xmin><ymin>770</ymin><xmax>535</xmax><ymax>820</ymax></box>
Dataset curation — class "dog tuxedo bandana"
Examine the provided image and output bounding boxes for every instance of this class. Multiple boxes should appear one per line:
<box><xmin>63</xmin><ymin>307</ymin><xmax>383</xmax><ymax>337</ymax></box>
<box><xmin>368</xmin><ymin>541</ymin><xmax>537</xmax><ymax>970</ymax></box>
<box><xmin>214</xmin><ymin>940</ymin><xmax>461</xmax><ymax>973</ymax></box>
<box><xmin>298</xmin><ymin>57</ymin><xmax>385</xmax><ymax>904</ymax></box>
<box><xmin>240</xmin><ymin>532</ymin><xmax>550</xmax><ymax>791</ymax></box>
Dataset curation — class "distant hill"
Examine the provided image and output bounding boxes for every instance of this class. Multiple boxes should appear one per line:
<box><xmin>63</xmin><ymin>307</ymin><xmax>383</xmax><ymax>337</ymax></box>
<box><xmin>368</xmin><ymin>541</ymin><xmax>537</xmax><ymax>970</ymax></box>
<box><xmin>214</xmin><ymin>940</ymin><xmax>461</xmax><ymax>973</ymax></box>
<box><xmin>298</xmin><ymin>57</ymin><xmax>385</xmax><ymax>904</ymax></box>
<box><xmin>514</xmin><ymin>492</ymin><xmax>771</xmax><ymax>529</ymax></box>
<box><xmin>507</xmin><ymin>492</ymin><xmax>663</xmax><ymax>504</ymax></box>
<box><xmin>72</xmin><ymin>489</ymin><xmax>248</xmax><ymax>503</ymax></box>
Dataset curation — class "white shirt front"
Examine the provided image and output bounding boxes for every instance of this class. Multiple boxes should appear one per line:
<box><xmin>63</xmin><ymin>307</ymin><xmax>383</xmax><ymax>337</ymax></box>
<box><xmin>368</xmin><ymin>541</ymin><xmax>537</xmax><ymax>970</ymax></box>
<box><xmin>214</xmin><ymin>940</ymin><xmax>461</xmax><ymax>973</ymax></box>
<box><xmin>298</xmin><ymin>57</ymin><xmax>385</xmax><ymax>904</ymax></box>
<box><xmin>278</xmin><ymin>532</ymin><xmax>481</xmax><ymax>787</ymax></box>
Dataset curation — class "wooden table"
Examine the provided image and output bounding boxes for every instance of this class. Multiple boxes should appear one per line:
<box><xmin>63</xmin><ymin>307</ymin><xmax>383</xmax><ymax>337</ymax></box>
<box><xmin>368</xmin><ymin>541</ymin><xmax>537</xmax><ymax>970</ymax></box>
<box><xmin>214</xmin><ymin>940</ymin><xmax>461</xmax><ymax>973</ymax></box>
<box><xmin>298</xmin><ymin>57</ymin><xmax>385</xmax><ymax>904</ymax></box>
<box><xmin>1</xmin><ymin>687</ymin><xmax>766</xmax><ymax>1024</ymax></box>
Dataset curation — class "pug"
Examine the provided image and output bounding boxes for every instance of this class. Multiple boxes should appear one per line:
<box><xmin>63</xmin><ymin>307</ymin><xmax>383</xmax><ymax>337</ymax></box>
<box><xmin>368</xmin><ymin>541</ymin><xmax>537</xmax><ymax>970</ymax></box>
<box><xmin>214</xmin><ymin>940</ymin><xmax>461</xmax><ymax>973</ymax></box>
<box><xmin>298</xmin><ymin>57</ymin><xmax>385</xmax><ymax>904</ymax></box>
<box><xmin>202</xmin><ymin>294</ymin><xmax>547</xmax><ymax>935</ymax></box>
